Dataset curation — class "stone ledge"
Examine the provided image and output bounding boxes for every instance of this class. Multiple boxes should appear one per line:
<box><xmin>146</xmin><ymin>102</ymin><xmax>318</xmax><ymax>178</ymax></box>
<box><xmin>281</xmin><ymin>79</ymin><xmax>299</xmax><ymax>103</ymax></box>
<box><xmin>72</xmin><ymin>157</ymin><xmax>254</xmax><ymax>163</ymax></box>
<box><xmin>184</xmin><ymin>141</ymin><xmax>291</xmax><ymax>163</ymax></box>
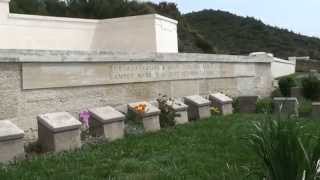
<box><xmin>89</xmin><ymin>106</ymin><xmax>125</xmax><ymax>124</ymax></box>
<box><xmin>0</xmin><ymin>49</ymin><xmax>273</xmax><ymax>63</ymax></box>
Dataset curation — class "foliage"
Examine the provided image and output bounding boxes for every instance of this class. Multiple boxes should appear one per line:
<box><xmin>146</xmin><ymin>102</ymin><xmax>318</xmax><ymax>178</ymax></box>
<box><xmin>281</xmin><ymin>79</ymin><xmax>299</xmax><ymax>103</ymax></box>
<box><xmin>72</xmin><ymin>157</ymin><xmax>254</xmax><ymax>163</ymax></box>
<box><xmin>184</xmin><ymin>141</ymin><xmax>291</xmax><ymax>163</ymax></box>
<box><xmin>271</xmin><ymin>88</ymin><xmax>283</xmax><ymax>98</ymax></box>
<box><xmin>248</xmin><ymin>116</ymin><xmax>320</xmax><ymax>180</ymax></box>
<box><xmin>185</xmin><ymin>10</ymin><xmax>320</xmax><ymax>59</ymax></box>
<box><xmin>256</xmin><ymin>98</ymin><xmax>273</xmax><ymax>114</ymax></box>
<box><xmin>156</xmin><ymin>94</ymin><xmax>177</xmax><ymax>128</ymax></box>
<box><xmin>232</xmin><ymin>97</ymin><xmax>240</xmax><ymax>113</ymax></box>
<box><xmin>302</xmin><ymin>74</ymin><xmax>320</xmax><ymax>100</ymax></box>
<box><xmin>210</xmin><ymin>107</ymin><xmax>221</xmax><ymax>115</ymax></box>
<box><xmin>299</xmin><ymin>98</ymin><xmax>313</xmax><ymax>117</ymax></box>
<box><xmin>1</xmin><ymin>114</ymin><xmax>320</xmax><ymax>179</ymax></box>
<box><xmin>278</xmin><ymin>76</ymin><xmax>297</xmax><ymax>97</ymax></box>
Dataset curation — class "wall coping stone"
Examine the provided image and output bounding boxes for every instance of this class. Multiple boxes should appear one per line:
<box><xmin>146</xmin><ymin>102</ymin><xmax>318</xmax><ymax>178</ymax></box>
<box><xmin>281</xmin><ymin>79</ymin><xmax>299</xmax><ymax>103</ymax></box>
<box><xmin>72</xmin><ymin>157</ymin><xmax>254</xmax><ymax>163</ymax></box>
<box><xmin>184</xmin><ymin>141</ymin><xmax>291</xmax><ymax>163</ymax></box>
<box><xmin>37</xmin><ymin>112</ymin><xmax>82</xmax><ymax>133</ymax></box>
<box><xmin>89</xmin><ymin>106</ymin><xmax>125</xmax><ymax>124</ymax></box>
<box><xmin>0</xmin><ymin>120</ymin><xmax>24</xmax><ymax>141</ymax></box>
<box><xmin>0</xmin><ymin>49</ymin><xmax>273</xmax><ymax>63</ymax></box>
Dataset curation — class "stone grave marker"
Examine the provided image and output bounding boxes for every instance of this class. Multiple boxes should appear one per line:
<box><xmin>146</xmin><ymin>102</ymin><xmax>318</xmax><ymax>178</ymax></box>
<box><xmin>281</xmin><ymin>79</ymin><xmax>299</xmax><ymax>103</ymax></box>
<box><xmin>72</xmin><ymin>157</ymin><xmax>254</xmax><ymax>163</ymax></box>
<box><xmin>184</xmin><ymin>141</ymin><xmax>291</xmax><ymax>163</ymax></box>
<box><xmin>0</xmin><ymin>120</ymin><xmax>25</xmax><ymax>163</ymax></box>
<box><xmin>184</xmin><ymin>95</ymin><xmax>211</xmax><ymax>120</ymax></box>
<box><xmin>237</xmin><ymin>96</ymin><xmax>258</xmax><ymax>113</ymax></box>
<box><xmin>128</xmin><ymin>102</ymin><xmax>161</xmax><ymax>132</ymax></box>
<box><xmin>209</xmin><ymin>93</ymin><xmax>233</xmax><ymax>115</ymax></box>
<box><xmin>312</xmin><ymin>102</ymin><xmax>320</xmax><ymax>119</ymax></box>
<box><xmin>37</xmin><ymin>112</ymin><xmax>82</xmax><ymax>152</ymax></box>
<box><xmin>290</xmin><ymin>87</ymin><xmax>303</xmax><ymax>99</ymax></box>
<box><xmin>167</xmin><ymin>100</ymin><xmax>189</xmax><ymax>124</ymax></box>
<box><xmin>273</xmin><ymin>97</ymin><xmax>299</xmax><ymax>117</ymax></box>
<box><xmin>89</xmin><ymin>106</ymin><xmax>125</xmax><ymax>141</ymax></box>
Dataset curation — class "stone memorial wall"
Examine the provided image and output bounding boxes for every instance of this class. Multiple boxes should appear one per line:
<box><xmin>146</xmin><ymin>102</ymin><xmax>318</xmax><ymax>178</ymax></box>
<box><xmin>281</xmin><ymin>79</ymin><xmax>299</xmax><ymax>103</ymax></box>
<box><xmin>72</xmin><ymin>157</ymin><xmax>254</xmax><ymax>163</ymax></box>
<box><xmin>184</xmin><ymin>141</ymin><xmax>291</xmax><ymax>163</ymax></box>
<box><xmin>0</xmin><ymin>50</ymin><xmax>273</xmax><ymax>138</ymax></box>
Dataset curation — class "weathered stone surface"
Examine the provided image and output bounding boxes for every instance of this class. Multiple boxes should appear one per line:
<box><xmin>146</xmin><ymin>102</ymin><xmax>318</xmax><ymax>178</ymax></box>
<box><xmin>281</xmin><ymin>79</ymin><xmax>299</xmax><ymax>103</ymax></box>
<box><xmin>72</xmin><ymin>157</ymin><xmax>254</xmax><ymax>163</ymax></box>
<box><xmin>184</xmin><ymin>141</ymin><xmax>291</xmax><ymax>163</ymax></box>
<box><xmin>0</xmin><ymin>120</ymin><xmax>24</xmax><ymax>141</ymax></box>
<box><xmin>128</xmin><ymin>102</ymin><xmax>161</xmax><ymax>132</ymax></box>
<box><xmin>128</xmin><ymin>101</ymin><xmax>160</xmax><ymax>117</ymax></box>
<box><xmin>184</xmin><ymin>95</ymin><xmax>210</xmax><ymax>107</ymax></box>
<box><xmin>237</xmin><ymin>96</ymin><xmax>258</xmax><ymax>113</ymax></box>
<box><xmin>37</xmin><ymin>112</ymin><xmax>82</xmax><ymax>133</ymax></box>
<box><xmin>167</xmin><ymin>100</ymin><xmax>189</xmax><ymax>124</ymax></box>
<box><xmin>209</xmin><ymin>93</ymin><xmax>233</xmax><ymax>115</ymax></box>
<box><xmin>184</xmin><ymin>95</ymin><xmax>211</xmax><ymax>120</ymax></box>
<box><xmin>0</xmin><ymin>120</ymin><xmax>25</xmax><ymax>163</ymax></box>
<box><xmin>0</xmin><ymin>138</ymin><xmax>25</xmax><ymax>164</ymax></box>
<box><xmin>290</xmin><ymin>87</ymin><xmax>303</xmax><ymax>99</ymax></box>
<box><xmin>89</xmin><ymin>106</ymin><xmax>125</xmax><ymax>141</ymax></box>
<box><xmin>142</xmin><ymin>116</ymin><xmax>161</xmax><ymax>132</ymax></box>
<box><xmin>0</xmin><ymin>50</ymin><xmax>273</xmax><ymax>139</ymax></box>
<box><xmin>312</xmin><ymin>102</ymin><xmax>320</xmax><ymax>119</ymax></box>
<box><xmin>89</xmin><ymin>106</ymin><xmax>125</xmax><ymax>124</ymax></box>
<box><xmin>37</xmin><ymin>112</ymin><xmax>81</xmax><ymax>152</ymax></box>
<box><xmin>273</xmin><ymin>97</ymin><xmax>299</xmax><ymax>117</ymax></box>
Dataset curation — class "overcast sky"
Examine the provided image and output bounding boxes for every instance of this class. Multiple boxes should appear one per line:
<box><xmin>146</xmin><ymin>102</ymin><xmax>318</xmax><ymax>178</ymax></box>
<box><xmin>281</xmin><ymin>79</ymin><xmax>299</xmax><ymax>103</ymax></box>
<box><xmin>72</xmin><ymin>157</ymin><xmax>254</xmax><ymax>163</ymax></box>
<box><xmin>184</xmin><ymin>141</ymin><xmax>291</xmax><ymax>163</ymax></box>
<box><xmin>150</xmin><ymin>0</ymin><xmax>320</xmax><ymax>38</ymax></box>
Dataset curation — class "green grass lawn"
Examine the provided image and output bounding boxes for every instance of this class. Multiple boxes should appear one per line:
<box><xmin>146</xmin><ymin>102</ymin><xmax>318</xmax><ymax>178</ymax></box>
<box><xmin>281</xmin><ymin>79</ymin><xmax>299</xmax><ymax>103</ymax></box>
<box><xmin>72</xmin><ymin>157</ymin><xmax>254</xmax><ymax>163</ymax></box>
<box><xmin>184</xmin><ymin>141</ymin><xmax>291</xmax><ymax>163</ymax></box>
<box><xmin>0</xmin><ymin>114</ymin><xmax>319</xmax><ymax>180</ymax></box>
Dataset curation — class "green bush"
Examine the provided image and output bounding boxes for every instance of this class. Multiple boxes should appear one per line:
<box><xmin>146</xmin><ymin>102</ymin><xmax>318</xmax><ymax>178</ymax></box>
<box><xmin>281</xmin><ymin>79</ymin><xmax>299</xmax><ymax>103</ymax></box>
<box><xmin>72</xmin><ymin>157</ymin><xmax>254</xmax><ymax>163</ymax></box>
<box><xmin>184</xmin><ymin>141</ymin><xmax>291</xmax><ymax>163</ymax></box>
<box><xmin>157</xmin><ymin>94</ymin><xmax>178</xmax><ymax>128</ymax></box>
<box><xmin>256</xmin><ymin>98</ymin><xmax>273</xmax><ymax>114</ymax></box>
<box><xmin>299</xmin><ymin>98</ymin><xmax>313</xmax><ymax>117</ymax></box>
<box><xmin>248</xmin><ymin>117</ymin><xmax>320</xmax><ymax>180</ymax></box>
<box><xmin>302</xmin><ymin>75</ymin><xmax>320</xmax><ymax>100</ymax></box>
<box><xmin>278</xmin><ymin>76</ymin><xmax>296</xmax><ymax>97</ymax></box>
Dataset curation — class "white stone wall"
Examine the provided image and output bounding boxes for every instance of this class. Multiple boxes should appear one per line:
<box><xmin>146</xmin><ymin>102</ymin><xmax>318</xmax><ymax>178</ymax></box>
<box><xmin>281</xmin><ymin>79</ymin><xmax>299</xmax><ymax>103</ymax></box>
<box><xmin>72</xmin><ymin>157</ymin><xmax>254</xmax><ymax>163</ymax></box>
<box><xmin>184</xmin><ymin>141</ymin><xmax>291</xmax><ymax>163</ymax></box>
<box><xmin>271</xmin><ymin>58</ymin><xmax>296</xmax><ymax>78</ymax></box>
<box><xmin>0</xmin><ymin>0</ymin><xmax>178</xmax><ymax>53</ymax></box>
<box><xmin>0</xmin><ymin>50</ymin><xmax>273</xmax><ymax>139</ymax></box>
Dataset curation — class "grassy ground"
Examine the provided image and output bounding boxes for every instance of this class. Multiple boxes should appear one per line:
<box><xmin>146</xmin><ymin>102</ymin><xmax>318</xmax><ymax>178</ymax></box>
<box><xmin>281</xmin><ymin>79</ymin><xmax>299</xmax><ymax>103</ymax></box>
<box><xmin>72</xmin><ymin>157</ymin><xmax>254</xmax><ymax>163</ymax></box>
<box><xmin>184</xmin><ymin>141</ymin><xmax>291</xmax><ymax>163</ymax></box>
<box><xmin>0</xmin><ymin>114</ymin><xmax>319</xmax><ymax>180</ymax></box>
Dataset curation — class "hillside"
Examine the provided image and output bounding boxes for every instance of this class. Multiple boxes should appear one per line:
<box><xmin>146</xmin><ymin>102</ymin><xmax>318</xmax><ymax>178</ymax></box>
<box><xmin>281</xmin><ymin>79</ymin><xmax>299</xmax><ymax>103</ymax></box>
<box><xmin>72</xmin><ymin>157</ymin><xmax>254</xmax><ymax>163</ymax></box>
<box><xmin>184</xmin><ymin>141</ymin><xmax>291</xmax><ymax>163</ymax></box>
<box><xmin>8</xmin><ymin>0</ymin><xmax>320</xmax><ymax>59</ymax></box>
<box><xmin>184</xmin><ymin>10</ymin><xmax>320</xmax><ymax>59</ymax></box>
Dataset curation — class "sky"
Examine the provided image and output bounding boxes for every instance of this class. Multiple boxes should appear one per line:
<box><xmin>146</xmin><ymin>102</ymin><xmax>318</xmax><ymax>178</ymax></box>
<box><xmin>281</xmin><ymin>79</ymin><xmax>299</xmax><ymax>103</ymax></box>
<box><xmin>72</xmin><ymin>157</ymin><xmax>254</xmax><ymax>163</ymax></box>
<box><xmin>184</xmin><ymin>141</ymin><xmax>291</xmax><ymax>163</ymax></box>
<box><xmin>150</xmin><ymin>0</ymin><xmax>320</xmax><ymax>38</ymax></box>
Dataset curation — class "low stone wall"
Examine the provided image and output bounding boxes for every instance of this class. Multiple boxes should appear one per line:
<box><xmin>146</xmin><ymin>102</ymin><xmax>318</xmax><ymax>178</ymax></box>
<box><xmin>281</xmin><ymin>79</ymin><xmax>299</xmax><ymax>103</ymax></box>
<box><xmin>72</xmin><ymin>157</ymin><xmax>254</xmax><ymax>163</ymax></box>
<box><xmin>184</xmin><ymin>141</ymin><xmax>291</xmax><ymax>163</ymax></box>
<box><xmin>271</xmin><ymin>58</ymin><xmax>296</xmax><ymax>78</ymax></box>
<box><xmin>296</xmin><ymin>59</ymin><xmax>320</xmax><ymax>72</ymax></box>
<box><xmin>0</xmin><ymin>50</ymin><xmax>273</xmax><ymax>139</ymax></box>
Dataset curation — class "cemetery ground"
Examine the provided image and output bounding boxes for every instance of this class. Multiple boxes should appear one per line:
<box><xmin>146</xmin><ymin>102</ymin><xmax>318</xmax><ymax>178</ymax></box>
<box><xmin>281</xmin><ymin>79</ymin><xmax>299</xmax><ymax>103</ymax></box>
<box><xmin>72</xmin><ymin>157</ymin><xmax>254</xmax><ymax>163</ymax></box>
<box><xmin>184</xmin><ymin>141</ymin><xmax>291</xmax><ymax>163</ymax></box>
<box><xmin>0</xmin><ymin>114</ymin><xmax>319</xmax><ymax>180</ymax></box>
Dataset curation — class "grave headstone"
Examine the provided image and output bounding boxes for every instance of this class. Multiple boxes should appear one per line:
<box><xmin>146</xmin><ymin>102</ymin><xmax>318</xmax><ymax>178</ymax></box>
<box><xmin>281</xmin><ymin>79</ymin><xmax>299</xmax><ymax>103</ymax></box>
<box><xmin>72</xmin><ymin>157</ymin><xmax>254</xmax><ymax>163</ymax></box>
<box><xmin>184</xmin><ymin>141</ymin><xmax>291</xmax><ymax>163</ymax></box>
<box><xmin>128</xmin><ymin>102</ymin><xmax>161</xmax><ymax>132</ymax></box>
<box><xmin>184</xmin><ymin>95</ymin><xmax>211</xmax><ymax>120</ymax></box>
<box><xmin>0</xmin><ymin>120</ymin><xmax>25</xmax><ymax>163</ymax></box>
<box><xmin>167</xmin><ymin>100</ymin><xmax>189</xmax><ymax>124</ymax></box>
<box><xmin>290</xmin><ymin>87</ymin><xmax>303</xmax><ymax>99</ymax></box>
<box><xmin>273</xmin><ymin>97</ymin><xmax>299</xmax><ymax>117</ymax></box>
<box><xmin>37</xmin><ymin>112</ymin><xmax>82</xmax><ymax>152</ymax></box>
<box><xmin>312</xmin><ymin>102</ymin><xmax>320</xmax><ymax>119</ymax></box>
<box><xmin>89</xmin><ymin>106</ymin><xmax>125</xmax><ymax>141</ymax></box>
<box><xmin>209</xmin><ymin>93</ymin><xmax>233</xmax><ymax>115</ymax></box>
<box><xmin>237</xmin><ymin>96</ymin><xmax>258</xmax><ymax>113</ymax></box>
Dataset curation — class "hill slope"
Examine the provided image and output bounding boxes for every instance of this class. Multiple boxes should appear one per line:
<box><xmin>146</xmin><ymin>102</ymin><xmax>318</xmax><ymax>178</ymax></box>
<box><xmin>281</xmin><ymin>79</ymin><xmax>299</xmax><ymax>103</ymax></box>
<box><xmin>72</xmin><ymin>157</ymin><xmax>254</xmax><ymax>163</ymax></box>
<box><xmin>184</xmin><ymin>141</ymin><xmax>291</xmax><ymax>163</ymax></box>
<box><xmin>184</xmin><ymin>10</ymin><xmax>320</xmax><ymax>59</ymax></box>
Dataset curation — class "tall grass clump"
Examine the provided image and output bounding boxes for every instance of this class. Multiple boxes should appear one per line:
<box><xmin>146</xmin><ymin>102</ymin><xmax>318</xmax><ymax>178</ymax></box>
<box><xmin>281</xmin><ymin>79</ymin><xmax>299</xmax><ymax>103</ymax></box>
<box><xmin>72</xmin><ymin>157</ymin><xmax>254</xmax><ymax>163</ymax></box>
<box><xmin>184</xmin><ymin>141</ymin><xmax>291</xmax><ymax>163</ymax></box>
<box><xmin>248</xmin><ymin>115</ymin><xmax>320</xmax><ymax>180</ymax></box>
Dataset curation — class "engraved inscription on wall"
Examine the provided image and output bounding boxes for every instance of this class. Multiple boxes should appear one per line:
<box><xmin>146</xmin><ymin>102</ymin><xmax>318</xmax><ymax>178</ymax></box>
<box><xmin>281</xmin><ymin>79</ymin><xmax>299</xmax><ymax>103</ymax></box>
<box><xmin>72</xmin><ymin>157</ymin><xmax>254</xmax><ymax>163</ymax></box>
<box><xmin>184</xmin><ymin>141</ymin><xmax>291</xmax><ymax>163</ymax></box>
<box><xmin>22</xmin><ymin>62</ymin><xmax>255</xmax><ymax>89</ymax></box>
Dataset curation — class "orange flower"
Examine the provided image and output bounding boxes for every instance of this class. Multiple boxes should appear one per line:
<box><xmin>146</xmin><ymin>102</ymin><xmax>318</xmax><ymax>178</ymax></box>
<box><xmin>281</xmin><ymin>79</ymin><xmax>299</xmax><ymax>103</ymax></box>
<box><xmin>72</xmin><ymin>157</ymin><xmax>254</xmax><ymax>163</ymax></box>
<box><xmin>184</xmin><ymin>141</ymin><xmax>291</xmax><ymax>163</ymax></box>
<box><xmin>134</xmin><ymin>104</ymin><xmax>147</xmax><ymax>114</ymax></box>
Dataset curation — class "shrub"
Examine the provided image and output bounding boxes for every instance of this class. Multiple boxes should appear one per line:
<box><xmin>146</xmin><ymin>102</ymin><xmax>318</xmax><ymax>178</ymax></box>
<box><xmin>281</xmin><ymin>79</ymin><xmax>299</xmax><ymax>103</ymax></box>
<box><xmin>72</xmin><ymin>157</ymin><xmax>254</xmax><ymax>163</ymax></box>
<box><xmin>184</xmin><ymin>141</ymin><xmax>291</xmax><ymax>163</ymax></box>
<box><xmin>248</xmin><ymin>116</ymin><xmax>320</xmax><ymax>180</ymax></box>
<box><xmin>157</xmin><ymin>94</ymin><xmax>178</xmax><ymax>128</ymax></box>
<box><xmin>302</xmin><ymin>75</ymin><xmax>320</xmax><ymax>100</ymax></box>
<box><xmin>299</xmin><ymin>98</ymin><xmax>313</xmax><ymax>117</ymax></box>
<box><xmin>278</xmin><ymin>76</ymin><xmax>296</xmax><ymax>97</ymax></box>
<box><xmin>256</xmin><ymin>98</ymin><xmax>273</xmax><ymax>114</ymax></box>
<box><xmin>232</xmin><ymin>97</ymin><xmax>240</xmax><ymax>113</ymax></box>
